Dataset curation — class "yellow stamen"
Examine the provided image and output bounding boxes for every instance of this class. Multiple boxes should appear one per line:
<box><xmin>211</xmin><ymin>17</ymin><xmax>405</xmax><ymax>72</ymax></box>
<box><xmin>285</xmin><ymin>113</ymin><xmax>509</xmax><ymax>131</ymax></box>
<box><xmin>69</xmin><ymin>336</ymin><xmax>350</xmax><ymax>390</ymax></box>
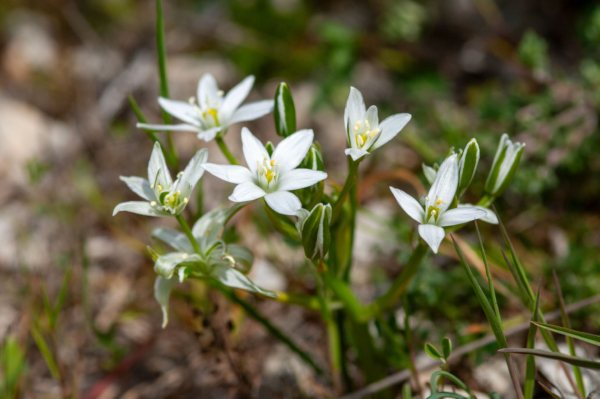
<box><xmin>270</xmin><ymin>159</ymin><xmax>275</xmax><ymax>167</ymax></box>
<box><xmin>183</xmin><ymin>198</ymin><xmax>189</xmax><ymax>204</ymax></box>
<box><xmin>354</xmin><ymin>121</ymin><xmax>361</xmax><ymax>132</ymax></box>
<box><xmin>222</xmin><ymin>254</ymin><xmax>235</xmax><ymax>265</ymax></box>
<box><xmin>217</xmin><ymin>90</ymin><xmax>224</xmax><ymax>96</ymax></box>
<box><xmin>436</xmin><ymin>199</ymin><xmax>442</xmax><ymax>205</ymax></box>
<box><xmin>158</xmin><ymin>185</ymin><xmax>163</xmax><ymax>192</ymax></box>
<box><xmin>150</xmin><ymin>201</ymin><xmax>157</xmax><ymax>206</ymax></box>
<box><xmin>181</xmin><ymin>253</ymin><xmax>188</xmax><ymax>259</ymax></box>
<box><xmin>177</xmin><ymin>191</ymin><xmax>181</xmax><ymax>196</ymax></box>
<box><xmin>365</xmin><ymin>119</ymin><xmax>371</xmax><ymax>129</ymax></box>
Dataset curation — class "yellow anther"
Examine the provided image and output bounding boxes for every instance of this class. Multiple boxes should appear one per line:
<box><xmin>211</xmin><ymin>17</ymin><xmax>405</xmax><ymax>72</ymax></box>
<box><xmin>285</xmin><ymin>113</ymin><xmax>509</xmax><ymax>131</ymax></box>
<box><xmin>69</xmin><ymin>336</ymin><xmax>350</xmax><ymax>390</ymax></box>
<box><xmin>371</xmin><ymin>128</ymin><xmax>380</xmax><ymax>136</ymax></box>
<box><xmin>270</xmin><ymin>159</ymin><xmax>275</xmax><ymax>167</ymax></box>
<box><xmin>150</xmin><ymin>184</ymin><xmax>154</xmax><ymax>188</ymax></box>
<box><xmin>177</xmin><ymin>191</ymin><xmax>181</xmax><ymax>196</ymax></box>
<box><xmin>181</xmin><ymin>253</ymin><xmax>188</xmax><ymax>259</ymax></box>
<box><xmin>177</xmin><ymin>171</ymin><xmax>184</xmax><ymax>178</ymax></box>
<box><xmin>150</xmin><ymin>201</ymin><xmax>157</xmax><ymax>206</ymax></box>
<box><xmin>188</xmin><ymin>97</ymin><xmax>196</xmax><ymax>105</ymax></box>
<box><xmin>365</xmin><ymin>119</ymin><xmax>371</xmax><ymax>129</ymax></box>
<box><xmin>183</xmin><ymin>198</ymin><xmax>189</xmax><ymax>204</ymax></box>
<box><xmin>265</xmin><ymin>168</ymin><xmax>275</xmax><ymax>183</ymax></box>
<box><xmin>436</xmin><ymin>199</ymin><xmax>442</xmax><ymax>205</ymax></box>
<box><xmin>354</xmin><ymin>121</ymin><xmax>361</xmax><ymax>132</ymax></box>
<box><xmin>217</xmin><ymin>90</ymin><xmax>224</xmax><ymax>96</ymax></box>
<box><xmin>158</xmin><ymin>185</ymin><xmax>163</xmax><ymax>192</ymax></box>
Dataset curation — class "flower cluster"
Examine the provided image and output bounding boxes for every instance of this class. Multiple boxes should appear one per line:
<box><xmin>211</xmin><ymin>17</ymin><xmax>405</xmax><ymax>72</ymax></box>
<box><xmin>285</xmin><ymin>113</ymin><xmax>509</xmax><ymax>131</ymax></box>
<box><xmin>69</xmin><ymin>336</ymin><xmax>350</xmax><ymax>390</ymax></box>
<box><xmin>114</xmin><ymin>74</ymin><xmax>525</xmax><ymax>327</ymax></box>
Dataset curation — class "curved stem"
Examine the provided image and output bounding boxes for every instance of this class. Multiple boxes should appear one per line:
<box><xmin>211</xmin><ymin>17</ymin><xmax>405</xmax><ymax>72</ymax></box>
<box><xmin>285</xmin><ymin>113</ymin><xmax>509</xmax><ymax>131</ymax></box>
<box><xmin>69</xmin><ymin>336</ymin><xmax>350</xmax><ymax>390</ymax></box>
<box><xmin>216</xmin><ymin>136</ymin><xmax>240</xmax><ymax>165</ymax></box>
<box><xmin>175</xmin><ymin>214</ymin><xmax>201</xmax><ymax>254</ymax></box>
<box><xmin>331</xmin><ymin>157</ymin><xmax>360</xmax><ymax>224</ymax></box>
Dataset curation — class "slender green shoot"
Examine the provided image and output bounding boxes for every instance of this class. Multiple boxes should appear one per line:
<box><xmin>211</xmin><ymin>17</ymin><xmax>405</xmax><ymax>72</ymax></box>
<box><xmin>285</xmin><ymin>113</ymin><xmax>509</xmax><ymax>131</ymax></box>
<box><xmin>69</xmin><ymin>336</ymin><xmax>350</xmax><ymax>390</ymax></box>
<box><xmin>524</xmin><ymin>278</ymin><xmax>541</xmax><ymax>399</ymax></box>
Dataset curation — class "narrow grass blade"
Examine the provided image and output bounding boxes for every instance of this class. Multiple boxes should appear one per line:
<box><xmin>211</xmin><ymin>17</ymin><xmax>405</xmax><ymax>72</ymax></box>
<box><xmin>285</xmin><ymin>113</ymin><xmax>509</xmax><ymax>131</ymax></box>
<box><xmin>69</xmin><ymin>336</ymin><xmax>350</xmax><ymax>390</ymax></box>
<box><xmin>127</xmin><ymin>94</ymin><xmax>161</xmax><ymax>144</ymax></box>
<box><xmin>155</xmin><ymin>0</ymin><xmax>170</xmax><ymax>124</ymax></box>
<box><xmin>533</xmin><ymin>322</ymin><xmax>600</xmax><ymax>347</ymax></box>
<box><xmin>451</xmin><ymin>235</ymin><xmax>507</xmax><ymax>348</ymax></box>
<box><xmin>430</xmin><ymin>371</ymin><xmax>475</xmax><ymax>399</ymax></box>
<box><xmin>538</xmin><ymin>381</ymin><xmax>564</xmax><ymax>399</ymax></box>
<box><xmin>30</xmin><ymin>324</ymin><xmax>60</xmax><ymax>380</ymax></box>
<box><xmin>474</xmin><ymin>220</ymin><xmax>501</xmax><ymax>322</ymax></box>
<box><xmin>51</xmin><ymin>266</ymin><xmax>71</xmax><ymax>330</ymax></box>
<box><xmin>524</xmin><ymin>278</ymin><xmax>541</xmax><ymax>399</ymax></box>
<box><xmin>553</xmin><ymin>270</ymin><xmax>585</xmax><ymax>399</ymax></box>
<box><xmin>499</xmin><ymin>348</ymin><xmax>600</xmax><ymax>370</ymax></box>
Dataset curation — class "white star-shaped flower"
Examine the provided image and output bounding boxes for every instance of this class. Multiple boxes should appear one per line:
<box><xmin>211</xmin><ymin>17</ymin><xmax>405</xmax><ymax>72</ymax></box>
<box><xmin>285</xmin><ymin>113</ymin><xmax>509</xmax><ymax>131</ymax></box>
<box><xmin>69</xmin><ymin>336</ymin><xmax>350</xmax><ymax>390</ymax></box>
<box><xmin>137</xmin><ymin>74</ymin><xmax>274</xmax><ymax>142</ymax></box>
<box><xmin>390</xmin><ymin>154</ymin><xmax>487</xmax><ymax>253</ymax></box>
<box><xmin>344</xmin><ymin>87</ymin><xmax>411</xmax><ymax>161</ymax></box>
<box><xmin>202</xmin><ymin>128</ymin><xmax>327</xmax><ymax>215</ymax></box>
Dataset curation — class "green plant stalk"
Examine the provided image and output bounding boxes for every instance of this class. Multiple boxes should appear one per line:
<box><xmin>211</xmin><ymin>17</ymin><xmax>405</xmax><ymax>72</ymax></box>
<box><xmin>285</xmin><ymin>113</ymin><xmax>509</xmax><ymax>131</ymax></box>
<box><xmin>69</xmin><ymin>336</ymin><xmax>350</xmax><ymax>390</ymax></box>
<box><xmin>175</xmin><ymin>213</ymin><xmax>323</xmax><ymax>375</ymax></box>
<box><xmin>451</xmin><ymin>235</ymin><xmax>524</xmax><ymax>399</ymax></box>
<box><xmin>210</xmin><ymin>280</ymin><xmax>325</xmax><ymax>375</ymax></box>
<box><xmin>30</xmin><ymin>324</ymin><xmax>60</xmax><ymax>380</ymax></box>
<box><xmin>216</xmin><ymin>135</ymin><xmax>240</xmax><ymax>165</ymax></box>
<box><xmin>155</xmin><ymin>0</ymin><xmax>177</xmax><ymax>166</ymax></box>
<box><xmin>554</xmin><ymin>270</ymin><xmax>585</xmax><ymax>399</ymax></box>
<box><xmin>312</xmin><ymin>260</ymin><xmax>342</xmax><ymax>390</ymax></box>
<box><xmin>341</xmin><ymin>184</ymin><xmax>358</xmax><ymax>281</ymax></box>
<box><xmin>524</xmin><ymin>280</ymin><xmax>542</xmax><ymax>399</ymax></box>
<box><xmin>331</xmin><ymin>157</ymin><xmax>359</xmax><ymax>224</ymax></box>
<box><xmin>404</xmin><ymin>294</ymin><xmax>422</xmax><ymax>396</ymax></box>
<box><xmin>127</xmin><ymin>94</ymin><xmax>177</xmax><ymax>167</ymax></box>
<box><xmin>194</xmin><ymin>176</ymin><xmax>204</xmax><ymax>222</ymax></box>
<box><xmin>474</xmin><ymin>220</ymin><xmax>501</xmax><ymax>322</ymax></box>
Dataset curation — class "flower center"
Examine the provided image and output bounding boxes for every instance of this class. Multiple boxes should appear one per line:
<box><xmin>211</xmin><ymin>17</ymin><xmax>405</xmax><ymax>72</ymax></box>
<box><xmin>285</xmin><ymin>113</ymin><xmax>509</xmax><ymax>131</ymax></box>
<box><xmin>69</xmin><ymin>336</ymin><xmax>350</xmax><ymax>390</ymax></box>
<box><xmin>353</xmin><ymin>119</ymin><xmax>380</xmax><ymax>149</ymax></box>
<box><xmin>257</xmin><ymin>155</ymin><xmax>280</xmax><ymax>185</ymax></box>
<box><xmin>425</xmin><ymin>197</ymin><xmax>446</xmax><ymax>222</ymax></box>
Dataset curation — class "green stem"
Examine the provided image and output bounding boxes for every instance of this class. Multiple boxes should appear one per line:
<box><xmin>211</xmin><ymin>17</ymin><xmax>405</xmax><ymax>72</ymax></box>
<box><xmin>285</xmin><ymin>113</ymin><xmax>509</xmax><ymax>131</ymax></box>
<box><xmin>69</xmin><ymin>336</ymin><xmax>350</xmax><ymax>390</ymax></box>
<box><xmin>216</xmin><ymin>136</ymin><xmax>240</xmax><ymax>165</ymax></box>
<box><xmin>331</xmin><ymin>157</ymin><xmax>360</xmax><ymax>224</ymax></box>
<box><xmin>155</xmin><ymin>0</ymin><xmax>178</xmax><ymax>166</ymax></box>
<box><xmin>210</xmin><ymin>280</ymin><xmax>325</xmax><ymax>376</ymax></box>
<box><xmin>341</xmin><ymin>183</ymin><xmax>358</xmax><ymax>281</ymax></box>
<box><xmin>175</xmin><ymin>214</ymin><xmax>201</xmax><ymax>255</ymax></box>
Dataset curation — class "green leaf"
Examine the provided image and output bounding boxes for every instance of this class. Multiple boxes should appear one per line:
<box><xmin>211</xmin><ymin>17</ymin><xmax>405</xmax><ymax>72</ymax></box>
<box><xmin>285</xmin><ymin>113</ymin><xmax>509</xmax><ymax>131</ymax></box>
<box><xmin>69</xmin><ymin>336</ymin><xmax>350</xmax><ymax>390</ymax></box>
<box><xmin>474</xmin><ymin>220</ymin><xmax>500</xmax><ymax>322</ymax></box>
<box><xmin>192</xmin><ymin>203</ymin><xmax>248</xmax><ymax>242</ymax></box>
<box><xmin>0</xmin><ymin>337</ymin><xmax>27</xmax><ymax>396</ymax></box>
<box><xmin>430</xmin><ymin>371</ymin><xmax>475</xmax><ymax>399</ymax></box>
<box><xmin>152</xmin><ymin>227</ymin><xmax>195</xmax><ymax>253</ymax></box>
<box><xmin>154</xmin><ymin>252</ymin><xmax>203</xmax><ymax>279</ymax></box>
<box><xmin>499</xmin><ymin>348</ymin><xmax>600</xmax><ymax>370</ymax></box>
<box><xmin>524</xmin><ymin>280</ymin><xmax>541</xmax><ymax>399</ymax></box>
<box><xmin>442</xmin><ymin>337</ymin><xmax>452</xmax><ymax>359</ymax></box>
<box><xmin>209</xmin><ymin>264</ymin><xmax>277</xmax><ymax>298</ymax></box>
<box><xmin>154</xmin><ymin>275</ymin><xmax>177</xmax><ymax>328</ymax></box>
<box><xmin>274</xmin><ymin>82</ymin><xmax>296</xmax><ymax>137</ymax></box>
<box><xmin>30</xmin><ymin>324</ymin><xmax>60</xmax><ymax>380</ymax></box>
<box><xmin>402</xmin><ymin>383</ymin><xmax>412</xmax><ymax>399</ymax></box>
<box><xmin>451</xmin><ymin>235</ymin><xmax>508</xmax><ymax>348</ymax></box>
<box><xmin>533</xmin><ymin>322</ymin><xmax>600</xmax><ymax>347</ymax></box>
<box><xmin>425</xmin><ymin>343</ymin><xmax>442</xmax><ymax>360</ymax></box>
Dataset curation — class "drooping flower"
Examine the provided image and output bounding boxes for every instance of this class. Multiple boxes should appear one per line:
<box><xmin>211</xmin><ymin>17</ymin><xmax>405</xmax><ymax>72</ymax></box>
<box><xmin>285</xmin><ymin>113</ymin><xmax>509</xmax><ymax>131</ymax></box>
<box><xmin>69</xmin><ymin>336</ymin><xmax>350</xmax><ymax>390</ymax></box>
<box><xmin>390</xmin><ymin>154</ymin><xmax>487</xmax><ymax>253</ymax></box>
<box><xmin>137</xmin><ymin>74</ymin><xmax>274</xmax><ymax>142</ymax></box>
<box><xmin>344</xmin><ymin>87</ymin><xmax>411</xmax><ymax>161</ymax></box>
<box><xmin>114</xmin><ymin>142</ymin><xmax>207</xmax><ymax>217</ymax></box>
<box><xmin>202</xmin><ymin>128</ymin><xmax>327</xmax><ymax>216</ymax></box>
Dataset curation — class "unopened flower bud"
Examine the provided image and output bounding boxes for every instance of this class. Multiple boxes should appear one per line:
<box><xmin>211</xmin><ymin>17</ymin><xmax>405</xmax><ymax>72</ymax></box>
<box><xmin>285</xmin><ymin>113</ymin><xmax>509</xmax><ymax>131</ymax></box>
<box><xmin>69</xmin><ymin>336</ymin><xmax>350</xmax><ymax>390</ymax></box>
<box><xmin>485</xmin><ymin>134</ymin><xmax>525</xmax><ymax>196</ymax></box>
<box><xmin>295</xmin><ymin>203</ymin><xmax>332</xmax><ymax>260</ymax></box>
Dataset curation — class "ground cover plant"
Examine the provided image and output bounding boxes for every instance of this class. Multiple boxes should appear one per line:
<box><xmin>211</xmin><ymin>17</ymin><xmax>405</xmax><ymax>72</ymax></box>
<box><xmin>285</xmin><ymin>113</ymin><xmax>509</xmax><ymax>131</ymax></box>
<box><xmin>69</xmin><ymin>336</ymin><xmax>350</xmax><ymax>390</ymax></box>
<box><xmin>1</xmin><ymin>0</ymin><xmax>600</xmax><ymax>398</ymax></box>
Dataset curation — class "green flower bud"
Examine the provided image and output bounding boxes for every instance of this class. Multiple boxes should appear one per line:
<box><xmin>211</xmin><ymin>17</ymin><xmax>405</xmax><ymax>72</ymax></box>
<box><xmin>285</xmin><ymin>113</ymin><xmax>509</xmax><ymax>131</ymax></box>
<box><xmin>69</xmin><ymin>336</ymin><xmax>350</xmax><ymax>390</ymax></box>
<box><xmin>295</xmin><ymin>203</ymin><xmax>332</xmax><ymax>260</ymax></box>
<box><xmin>296</xmin><ymin>143</ymin><xmax>325</xmax><ymax>208</ymax></box>
<box><xmin>265</xmin><ymin>141</ymin><xmax>275</xmax><ymax>157</ymax></box>
<box><xmin>274</xmin><ymin>82</ymin><xmax>296</xmax><ymax>138</ymax></box>
<box><xmin>485</xmin><ymin>134</ymin><xmax>525</xmax><ymax>196</ymax></box>
<box><xmin>457</xmin><ymin>138</ymin><xmax>480</xmax><ymax>196</ymax></box>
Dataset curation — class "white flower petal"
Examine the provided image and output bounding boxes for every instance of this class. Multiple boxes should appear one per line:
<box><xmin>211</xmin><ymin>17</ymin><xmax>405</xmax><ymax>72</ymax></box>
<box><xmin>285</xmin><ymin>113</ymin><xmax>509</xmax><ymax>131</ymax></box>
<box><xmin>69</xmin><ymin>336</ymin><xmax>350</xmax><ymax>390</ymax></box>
<box><xmin>277</xmin><ymin>169</ymin><xmax>328</xmax><ymax>191</ymax></box>
<box><xmin>418</xmin><ymin>224</ymin><xmax>446</xmax><ymax>254</ymax></box>
<box><xmin>176</xmin><ymin>149</ymin><xmax>208</xmax><ymax>192</ymax></box>
<box><xmin>422</xmin><ymin>163</ymin><xmax>437</xmax><ymax>185</ymax></box>
<box><xmin>229</xmin><ymin>182</ymin><xmax>266</xmax><ymax>202</ymax></box>
<box><xmin>390</xmin><ymin>187</ymin><xmax>424</xmax><ymax>223</ymax></box>
<box><xmin>197</xmin><ymin>73</ymin><xmax>219</xmax><ymax>109</ymax></box>
<box><xmin>154</xmin><ymin>275</ymin><xmax>177</xmax><ymax>328</ymax></box>
<box><xmin>148</xmin><ymin>142</ymin><xmax>173</xmax><ymax>187</ymax></box>
<box><xmin>344</xmin><ymin>87</ymin><xmax>366</xmax><ymax>131</ymax></box>
<box><xmin>197</xmin><ymin>127</ymin><xmax>222</xmax><ymax>142</ymax></box>
<box><xmin>119</xmin><ymin>176</ymin><xmax>156</xmax><ymax>201</ymax></box>
<box><xmin>458</xmin><ymin>204</ymin><xmax>498</xmax><ymax>224</ymax></box>
<box><xmin>372</xmin><ymin>113</ymin><xmax>411</xmax><ymax>150</ymax></box>
<box><xmin>158</xmin><ymin>97</ymin><xmax>199</xmax><ymax>125</ymax></box>
<box><xmin>437</xmin><ymin>207</ymin><xmax>487</xmax><ymax>227</ymax></box>
<box><xmin>264</xmin><ymin>191</ymin><xmax>302</xmax><ymax>215</ymax></box>
<box><xmin>220</xmin><ymin>75</ymin><xmax>255</xmax><ymax>122</ymax></box>
<box><xmin>137</xmin><ymin>123</ymin><xmax>200</xmax><ymax>132</ymax></box>
<box><xmin>426</xmin><ymin>154</ymin><xmax>458</xmax><ymax>213</ymax></box>
<box><xmin>272</xmin><ymin>129</ymin><xmax>314</xmax><ymax>174</ymax></box>
<box><xmin>345</xmin><ymin>147</ymin><xmax>369</xmax><ymax>161</ymax></box>
<box><xmin>241</xmin><ymin>127</ymin><xmax>268</xmax><ymax>175</ymax></box>
<box><xmin>364</xmin><ymin>105</ymin><xmax>379</xmax><ymax>129</ymax></box>
<box><xmin>229</xmin><ymin>100</ymin><xmax>274</xmax><ymax>125</ymax></box>
<box><xmin>113</xmin><ymin>201</ymin><xmax>171</xmax><ymax>217</ymax></box>
<box><xmin>202</xmin><ymin>163</ymin><xmax>253</xmax><ymax>184</ymax></box>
